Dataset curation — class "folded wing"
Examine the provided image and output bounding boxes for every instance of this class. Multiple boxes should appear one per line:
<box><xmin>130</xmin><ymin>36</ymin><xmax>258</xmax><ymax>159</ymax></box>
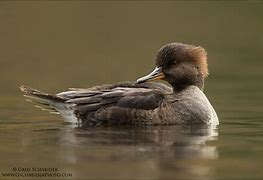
<box><xmin>58</xmin><ymin>86</ymin><xmax>165</xmax><ymax>125</ymax></box>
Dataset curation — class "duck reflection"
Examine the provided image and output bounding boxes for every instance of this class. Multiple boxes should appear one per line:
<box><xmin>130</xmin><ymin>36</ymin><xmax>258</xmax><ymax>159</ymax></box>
<box><xmin>58</xmin><ymin>125</ymin><xmax>218</xmax><ymax>179</ymax></box>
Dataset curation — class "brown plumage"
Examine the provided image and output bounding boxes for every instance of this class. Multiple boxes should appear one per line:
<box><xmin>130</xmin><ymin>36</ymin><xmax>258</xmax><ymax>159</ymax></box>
<box><xmin>20</xmin><ymin>42</ymin><xmax>218</xmax><ymax>126</ymax></box>
<box><xmin>156</xmin><ymin>43</ymin><xmax>208</xmax><ymax>77</ymax></box>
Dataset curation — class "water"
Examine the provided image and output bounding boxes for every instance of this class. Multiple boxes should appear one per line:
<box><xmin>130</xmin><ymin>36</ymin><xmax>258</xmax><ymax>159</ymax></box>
<box><xmin>0</xmin><ymin>2</ymin><xmax>263</xmax><ymax>180</ymax></box>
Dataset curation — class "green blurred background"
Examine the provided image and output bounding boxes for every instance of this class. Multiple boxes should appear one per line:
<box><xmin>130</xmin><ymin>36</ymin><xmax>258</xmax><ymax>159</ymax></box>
<box><xmin>0</xmin><ymin>1</ymin><xmax>262</xmax><ymax>94</ymax></box>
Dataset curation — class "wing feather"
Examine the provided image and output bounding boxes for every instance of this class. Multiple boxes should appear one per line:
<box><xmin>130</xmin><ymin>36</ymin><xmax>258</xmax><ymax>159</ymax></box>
<box><xmin>54</xmin><ymin>82</ymin><xmax>170</xmax><ymax>124</ymax></box>
<box><xmin>67</xmin><ymin>88</ymin><xmax>164</xmax><ymax>111</ymax></box>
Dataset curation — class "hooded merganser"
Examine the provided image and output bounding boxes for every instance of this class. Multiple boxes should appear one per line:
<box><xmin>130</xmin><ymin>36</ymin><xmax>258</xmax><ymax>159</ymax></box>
<box><xmin>20</xmin><ymin>42</ymin><xmax>218</xmax><ymax>126</ymax></box>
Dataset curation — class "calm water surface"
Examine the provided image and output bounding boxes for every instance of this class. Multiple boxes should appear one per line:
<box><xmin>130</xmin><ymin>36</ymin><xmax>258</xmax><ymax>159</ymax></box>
<box><xmin>0</xmin><ymin>2</ymin><xmax>263</xmax><ymax>180</ymax></box>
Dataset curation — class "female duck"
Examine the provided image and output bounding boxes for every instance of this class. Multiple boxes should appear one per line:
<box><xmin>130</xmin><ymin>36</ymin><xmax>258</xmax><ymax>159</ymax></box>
<box><xmin>20</xmin><ymin>42</ymin><xmax>218</xmax><ymax>126</ymax></box>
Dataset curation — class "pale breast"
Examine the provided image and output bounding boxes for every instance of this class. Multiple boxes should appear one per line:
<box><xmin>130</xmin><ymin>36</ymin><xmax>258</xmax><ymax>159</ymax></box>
<box><xmin>162</xmin><ymin>86</ymin><xmax>219</xmax><ymax>125</ymax></box>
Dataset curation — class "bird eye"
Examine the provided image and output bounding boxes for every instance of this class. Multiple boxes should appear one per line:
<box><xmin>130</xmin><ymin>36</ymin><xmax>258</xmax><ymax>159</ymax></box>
<box><xmin>173</xmin><ymin>61</ymin><xmax>177</xmax><ymax>65</ymax></box>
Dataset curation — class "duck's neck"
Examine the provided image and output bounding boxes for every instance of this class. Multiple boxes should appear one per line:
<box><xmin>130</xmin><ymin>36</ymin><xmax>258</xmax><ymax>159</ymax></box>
<box><xmin>171</xmin><ymin>75</ymin><xmax>204</xmax><ymax>92</ymax></box>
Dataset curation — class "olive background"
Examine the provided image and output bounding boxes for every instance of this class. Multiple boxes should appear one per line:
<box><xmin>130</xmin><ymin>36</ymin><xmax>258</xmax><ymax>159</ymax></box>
<box><xmin>0</xmin><ymin>2</ymin><xmax>262</xmax><ymax>180</ymax></box>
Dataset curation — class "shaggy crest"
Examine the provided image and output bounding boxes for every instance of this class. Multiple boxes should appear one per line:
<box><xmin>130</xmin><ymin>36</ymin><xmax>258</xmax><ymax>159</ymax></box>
<box><xmin>188</xmin><ymin>45</ymin><xmax>208</xmax><ymax>77</ymax></box>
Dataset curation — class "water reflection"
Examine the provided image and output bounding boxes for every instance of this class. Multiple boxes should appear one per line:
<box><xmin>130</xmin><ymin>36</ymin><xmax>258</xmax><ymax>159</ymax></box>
<box><xmin>58</xmin><ymin>125</ymin><xmax>218</xmax><ymax>179</ymax></box>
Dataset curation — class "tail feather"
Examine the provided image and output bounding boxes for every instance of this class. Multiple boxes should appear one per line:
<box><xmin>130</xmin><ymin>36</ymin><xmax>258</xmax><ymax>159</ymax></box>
<box><xmin>20</xmin><ymin>85</ymin><xmax>78</xmax><ymax>123</ymax></box>
<box><xmin>20</xmin><ymin>86</ymin><xmax>65</xmax><ymax>102</ymax></box>
<box><xmin>26</xmin><ymin>98</ymin><xmax>57</xmax><ymax>112</ymax></box>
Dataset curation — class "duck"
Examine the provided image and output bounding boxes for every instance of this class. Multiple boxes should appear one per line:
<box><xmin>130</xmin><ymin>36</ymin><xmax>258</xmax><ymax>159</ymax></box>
<box><xmin>20</xmin><ymin>42</ymin><xmax>219</xmax><ymax>126</ymax></box>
